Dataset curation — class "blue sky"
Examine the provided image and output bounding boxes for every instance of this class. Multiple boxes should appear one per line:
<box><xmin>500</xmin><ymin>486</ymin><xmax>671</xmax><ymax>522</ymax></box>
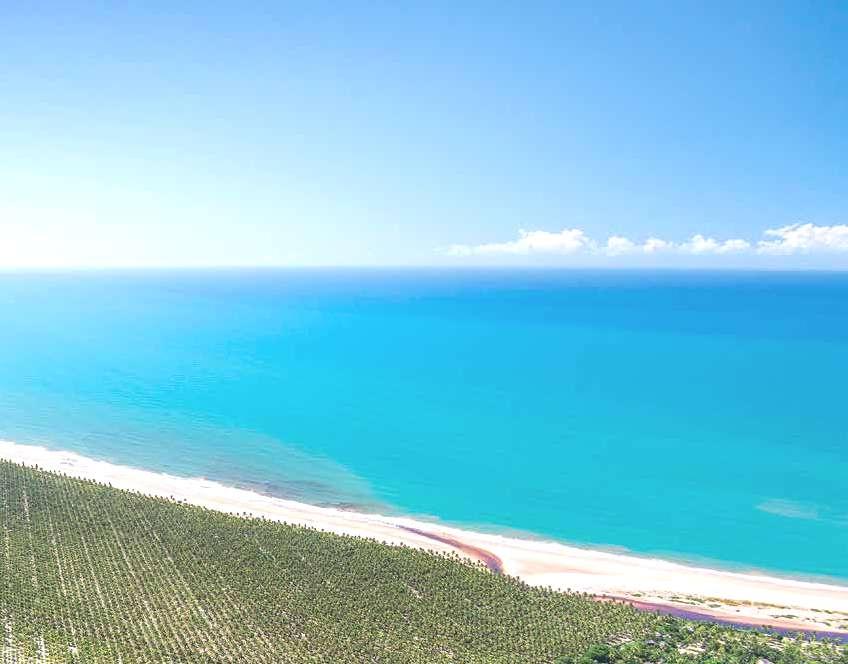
<box><xmin>2</xmin><ymin>1</ymin><xmax>847</xmax><ymax>267</ymax></box>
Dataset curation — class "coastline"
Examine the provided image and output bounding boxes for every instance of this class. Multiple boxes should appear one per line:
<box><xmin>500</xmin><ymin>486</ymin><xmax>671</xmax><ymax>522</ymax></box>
<box><xmin>2</xmin><ymin>439</ymin><xmax>846</xmax><ymax>638</ymax></box>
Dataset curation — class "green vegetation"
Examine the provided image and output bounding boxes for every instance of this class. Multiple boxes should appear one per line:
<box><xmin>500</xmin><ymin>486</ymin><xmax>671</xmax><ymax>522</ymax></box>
<box><xmin>1</xmin><ymin>460</ymin><xmax>845</xmax><ymax>663</ymax></box>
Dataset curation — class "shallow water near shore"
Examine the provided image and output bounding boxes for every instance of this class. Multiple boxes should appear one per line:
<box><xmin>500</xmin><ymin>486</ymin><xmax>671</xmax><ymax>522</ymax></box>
<box><xmin>1</xmin><ymin>268</ymin><xmax>846</xmax><ymax>579</ymax></box>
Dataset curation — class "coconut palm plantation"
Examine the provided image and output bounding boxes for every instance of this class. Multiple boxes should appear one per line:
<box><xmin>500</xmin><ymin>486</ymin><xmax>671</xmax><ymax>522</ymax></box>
<box><xmin>1</xmin><ymin>459</ymin><xmax>845</xmax><ymax>663</ymax></box>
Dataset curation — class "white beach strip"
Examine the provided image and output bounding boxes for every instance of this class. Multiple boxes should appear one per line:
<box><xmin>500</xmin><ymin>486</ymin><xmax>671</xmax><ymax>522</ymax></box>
<box><xmin>1</xmin><ymin>439</ymin><xmax>846</xmax><ymax>634</ymax></box>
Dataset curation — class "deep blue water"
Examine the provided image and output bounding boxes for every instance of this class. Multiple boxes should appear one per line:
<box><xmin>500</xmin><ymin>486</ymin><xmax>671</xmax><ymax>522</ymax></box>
<box><xmin>0</xmin><ymin>269</ymin><xmax>846</xmax><ymax>580</ymax></box>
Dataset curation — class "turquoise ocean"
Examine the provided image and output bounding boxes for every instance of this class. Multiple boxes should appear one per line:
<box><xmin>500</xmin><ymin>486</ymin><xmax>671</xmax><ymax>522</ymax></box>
<box><xmin>1</xmin><ymin>269</ymin><xmax>846</xmax><ymax>580</ymax></box>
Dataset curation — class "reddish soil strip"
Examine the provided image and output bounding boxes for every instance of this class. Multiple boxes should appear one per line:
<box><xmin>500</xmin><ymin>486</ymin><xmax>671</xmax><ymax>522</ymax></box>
<box><xmin>597</xmin><ymin>595</ymin><xmax>848</xmax><ymax>644</ymax></box>
<box><xmin>396</xmin><ymin>525</ymin><xmax>504</xmax><ymax>573</ymax></box>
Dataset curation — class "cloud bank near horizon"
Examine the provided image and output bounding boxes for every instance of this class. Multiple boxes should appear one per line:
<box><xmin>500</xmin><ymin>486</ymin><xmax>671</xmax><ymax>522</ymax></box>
<box><xmin>445</xmin><ymin>223</ymin><xmax>848</xmax><ymax>260</ymax></box>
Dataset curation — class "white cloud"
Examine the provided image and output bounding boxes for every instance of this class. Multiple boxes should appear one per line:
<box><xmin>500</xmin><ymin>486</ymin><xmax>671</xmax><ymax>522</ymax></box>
<box><xmin>757</xmin><ymin>223</ymin><xmax>848</xmax><ymax>255</ymax></box>
<box><xmin>603</xmin><ymin>235</ymin><xmax>637</xmax><ymax>256</ymax></box>
<box><xmin>446</xmin><ymin>224</ymin><xmax>848</xmax><ymax>262</ymax></box>
<box><xmin>722</xmin><ymin>238</ymin><xmax>753</xmax><ymax>253</ymax></box>
<box><xmin>679</xmin><ymin>234</ymin><xmax>751</xmax><ymax>254</ymax></box>
<box><xmin>446</xmin><ymin>228</ymin><xmax>594</xmax><ymax>256</ymax></box>
<box><xmin>602</xmin><ymin>235</ymin><xmax>676</xmax><ymax>256</ymax></box>
<box><xmin>642</xmin><ymin>237</ymin><xmax>673</xmax><ymax>254</ymax></box>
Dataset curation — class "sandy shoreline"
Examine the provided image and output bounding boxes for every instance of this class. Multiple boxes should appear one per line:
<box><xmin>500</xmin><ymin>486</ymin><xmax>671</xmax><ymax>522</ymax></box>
<box><xmin>2</xmin><ymin>439</ymin><xmax>846</xmax><ymax>637</ymax></box>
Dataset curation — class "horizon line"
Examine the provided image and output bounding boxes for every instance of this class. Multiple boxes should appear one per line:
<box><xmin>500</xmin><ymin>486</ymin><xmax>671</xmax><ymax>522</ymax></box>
<box><xmin>2</xmin><ymin>264</ymin><xmax>848</xmax><ymax>274</ymax></box>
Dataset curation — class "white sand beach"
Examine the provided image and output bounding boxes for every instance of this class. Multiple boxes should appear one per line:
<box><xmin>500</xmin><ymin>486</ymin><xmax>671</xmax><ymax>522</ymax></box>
<box><xmin>2</xmin><ymin>439</ymin><xmax>846</xmax><ymax>635</ymax></box>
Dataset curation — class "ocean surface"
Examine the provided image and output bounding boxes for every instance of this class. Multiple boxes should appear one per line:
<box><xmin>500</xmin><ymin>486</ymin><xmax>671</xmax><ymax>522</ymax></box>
<box><xmin>0</xmin><ymin>269</ymin><xmax>846</xmax><ymax>581</ymax></box>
